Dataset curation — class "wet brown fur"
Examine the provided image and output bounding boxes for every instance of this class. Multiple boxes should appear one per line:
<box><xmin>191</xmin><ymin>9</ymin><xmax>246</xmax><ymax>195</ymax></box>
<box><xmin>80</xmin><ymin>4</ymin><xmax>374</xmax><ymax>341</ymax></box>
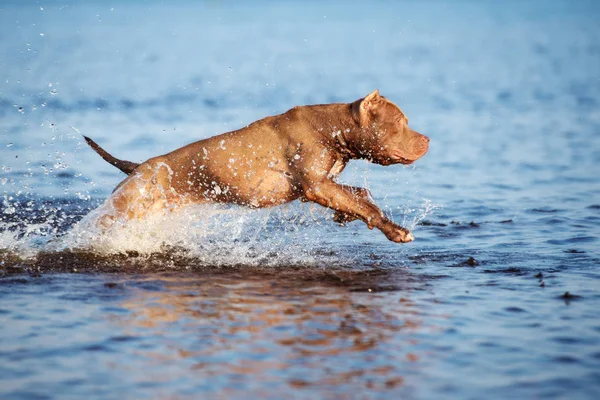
<box><xmin>86</xmin><ymin>90</ymin><xmax>429</xmax><ymax>242</ymax></box>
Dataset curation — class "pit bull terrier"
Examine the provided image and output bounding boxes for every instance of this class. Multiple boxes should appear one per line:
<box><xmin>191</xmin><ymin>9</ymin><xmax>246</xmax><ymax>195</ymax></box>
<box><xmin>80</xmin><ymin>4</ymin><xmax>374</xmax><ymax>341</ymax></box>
<box><xmin>85</xmin><ymin>90</ymin><xmax>429</xmax><ymax>242</ymax></box>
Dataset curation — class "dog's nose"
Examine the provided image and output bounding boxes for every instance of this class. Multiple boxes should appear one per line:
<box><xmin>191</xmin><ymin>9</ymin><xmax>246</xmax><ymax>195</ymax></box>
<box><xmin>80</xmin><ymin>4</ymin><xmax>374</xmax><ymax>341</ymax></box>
<box><xmin>423</xmin><ymin>136</ymin><xmax>430</xmax><ymax>143</ymax></box>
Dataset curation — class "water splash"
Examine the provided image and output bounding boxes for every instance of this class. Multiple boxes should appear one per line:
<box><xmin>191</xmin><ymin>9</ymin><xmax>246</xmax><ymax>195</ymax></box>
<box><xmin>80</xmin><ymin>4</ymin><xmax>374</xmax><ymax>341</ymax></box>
<box><xmin>399</xmin><ymin>198</ymin><xmax>441</xmax><ymax>232</ymax></box>
<box><xmin>59</xmin><ymin>202</ymin><xmax>337</xmax><ymax>267</ymax></box>
<box><xmin>1</xmin><ymin>192</ymin><xmax>437</xmax><ymax>271</ymax></box>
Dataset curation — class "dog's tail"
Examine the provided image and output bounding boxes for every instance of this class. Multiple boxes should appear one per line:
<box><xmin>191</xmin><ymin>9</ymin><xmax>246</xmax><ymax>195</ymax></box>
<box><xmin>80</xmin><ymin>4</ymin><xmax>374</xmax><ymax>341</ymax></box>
<box><xmin>83</xmin><ymin>136</ymin><xmax>140</xmax><ymax>175</ymax></box>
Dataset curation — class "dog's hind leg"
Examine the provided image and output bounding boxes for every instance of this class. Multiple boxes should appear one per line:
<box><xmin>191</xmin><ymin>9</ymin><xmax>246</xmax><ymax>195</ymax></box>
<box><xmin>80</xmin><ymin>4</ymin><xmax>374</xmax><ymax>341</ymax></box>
<box><xmin>99</xmin><ymin>160</ymin><xmax>189</xmax><ymax>227</ymax></box>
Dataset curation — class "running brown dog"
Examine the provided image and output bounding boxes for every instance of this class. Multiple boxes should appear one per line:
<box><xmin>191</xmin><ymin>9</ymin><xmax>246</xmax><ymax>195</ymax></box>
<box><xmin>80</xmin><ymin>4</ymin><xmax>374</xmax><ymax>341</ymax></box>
<box><xmin>85</xmin><ymin>90</ymin><xmax>429</xmax><ymax>243</ymax></box>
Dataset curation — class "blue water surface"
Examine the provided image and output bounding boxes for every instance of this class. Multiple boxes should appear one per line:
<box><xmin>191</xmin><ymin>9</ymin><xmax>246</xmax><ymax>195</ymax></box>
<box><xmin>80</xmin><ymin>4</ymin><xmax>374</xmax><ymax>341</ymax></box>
<box><xmin>1</xmin><ymin>1</ymin><xmax>599</xmax><ymax>399</ymax></box>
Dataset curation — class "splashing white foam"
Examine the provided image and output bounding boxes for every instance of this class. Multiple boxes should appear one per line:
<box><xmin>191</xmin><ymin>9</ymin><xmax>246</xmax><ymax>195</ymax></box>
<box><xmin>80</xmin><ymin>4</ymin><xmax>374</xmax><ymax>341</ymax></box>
<box><xmin>53</xmin><ymin>200</ymin><xmax>354</xmax><ymax>267</ymax></box>
<box><xmin>1</xmin><ymin>194</ymin><xmax>439</xmax><ymax>268</ymax></box>
<box><xmin>398</xmin><ymin>198</ymin><xmax>441</xmax><ymax>232</ymax></box>
<box><xmin>0</xmin><ymin>217</ymin><xmax>59</xmax><ymax>260</ymax></box>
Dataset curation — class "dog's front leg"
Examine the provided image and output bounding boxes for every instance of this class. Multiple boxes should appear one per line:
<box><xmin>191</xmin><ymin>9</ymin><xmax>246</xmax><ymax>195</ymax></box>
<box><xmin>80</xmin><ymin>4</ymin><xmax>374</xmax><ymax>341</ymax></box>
<box><xmin>332</xmin><ymin>186</ymin><xmax>373</xmax><ymax>225</ymax></box>
<box><xmin>302</xmin><ymin>180</ymin><xmax>413</xmax><ymax>243</ymax></box>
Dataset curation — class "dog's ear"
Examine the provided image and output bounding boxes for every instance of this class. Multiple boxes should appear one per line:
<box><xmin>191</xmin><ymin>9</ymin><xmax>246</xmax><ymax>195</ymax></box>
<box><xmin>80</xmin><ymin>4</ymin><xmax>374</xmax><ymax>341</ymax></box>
<box><xmin>360</xmin><ymin>89</ymin><xmax>382</xmax><ymax>112</ymax></box>
<box><xmin>351</xmin><ymin>89</ymin><xmax>383</xmax><ymax>126</ymax></box>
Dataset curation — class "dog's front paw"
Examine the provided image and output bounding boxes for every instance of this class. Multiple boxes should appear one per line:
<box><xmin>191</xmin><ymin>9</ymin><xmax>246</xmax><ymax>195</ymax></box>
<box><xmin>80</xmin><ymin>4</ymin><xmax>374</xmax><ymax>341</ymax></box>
<box><xmin>382</xmin><ymin>225</ymin><xmax>414</xmax><ymax>243</ymax></box>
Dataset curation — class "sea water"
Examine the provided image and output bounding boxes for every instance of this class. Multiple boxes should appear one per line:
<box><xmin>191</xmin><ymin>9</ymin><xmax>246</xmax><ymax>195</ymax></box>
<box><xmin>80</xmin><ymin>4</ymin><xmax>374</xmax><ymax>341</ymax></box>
<box><xmin>1</xmin><ymin>1</ymin><xmax>599</xmax><ymax>398</ymax></box>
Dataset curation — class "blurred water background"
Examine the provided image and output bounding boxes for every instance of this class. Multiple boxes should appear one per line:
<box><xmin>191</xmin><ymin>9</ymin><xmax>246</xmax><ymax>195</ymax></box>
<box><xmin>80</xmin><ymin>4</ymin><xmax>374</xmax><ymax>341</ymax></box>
<box><xmin>1</xmin><ymin>1</ymin><xmax>599</xmax><ymax>398</ymax></box>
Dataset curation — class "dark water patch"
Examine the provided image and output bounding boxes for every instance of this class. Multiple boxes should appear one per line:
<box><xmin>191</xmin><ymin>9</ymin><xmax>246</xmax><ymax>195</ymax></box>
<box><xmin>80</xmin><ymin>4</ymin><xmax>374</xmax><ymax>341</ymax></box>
<box><xmin>558</xmin><ymin>291</ymin><xmax>583</xmax><ymax>304</ymax></box>
<box><xmin>552</xmin><ymin>336</ymin><xmax>583</xmax><ymax>345</ymax></box>
<box><xmin>576</xmin><ymin>95</ymin><xmax>596</xmax><ymax>107</ymax></box>
<box><xmin>587</xmin><ymin>204</ymin><xmax>600</xmax><ymax>210</ymax></box>
<box><xmin>482</xmin><ymin>267</ymin><xmax>527</xmax><ymax>276</ymax></box>
<box><xmin>504</xmin><ymin>306</ymin><xmax>526</xmax><ymax>313</ymax></box>
<box><xmin>120</xmin><ymin>99</ymin><xmax>135</xmax><ymax>109</ymax></box>
<box><xmin>475</xmin><ymin>279</ymin><xmax>501</xmax><ymax>287</ymax></box>
<box><xmin>547</xmin><ymin>236</ymin><xmax>596</xmax><ymax>245</ymax></box>
<box><xmin>110</xmin><ymin>335</ymin><xmax>139</xmax><ymax>343</ymax></box>
<box><xmin>450</xmin><ymin>294</ymin><xmax>484</xmax><ymax>302</ymax></box>
<box><xmin>1</xmin><ymin>249</ymin><xmax>436</xmax><ymax>294</ymax></box>
<box><xmin>448</xmin><ymin>220</ymin><xmax>482</xmax><ymax>230</ymax></box>
<box><xmin>418</xmin><ymin>220</ymin><xmax>448</xmax><ymax>227</ymax></box>
<box><xmin>477</xmin><ymin>340</ymin><xmax>499</xmax><ymax>348</ymax></box>
<box><xmin>556</xmin><ymin>175</ymin><xmax>598</xmax><ymax>184</ymax></box>
<box><xmin>518</xmin><ymin>162</ymin><xmax>543</xmax><ymax>171</ymax></box>
<box><xmin>100</xmin><ymin>305</ymin><xmax>130</xmax><ymax>314</ymax></box>
<box><xmin>538</xmin><ymin>216</ymin><xmax>568</xmax><ymax>225</ymax></box>
<box><xmin>496</xmin><ymin>90</ymin><xmax>513</xmax><ymax>103</ymax></box>
<box><xmin>449</xmin><ymin>256</ymin><xmax>479</xmax><ymax>268</ymax></box>
<box><xmin>2</xmin><ymin>345</ymin><xmax>83</xmax><ymax>362</ymax></box>
<box><xmin>584</xmin><ymin>215</ymin><xmax>600</xmax><ymax>224</ymax></box>
<box><xmin>563</xmin><ymin>249</ymin><xmax>585</xmax><ymax>254</ymax></box>
<box><xmin>487</xmin><ymin>183</ymin><xmax>520</xmax><ymax>191</ymax></box>
<box><xmin>54</xmin><ymin>171</ymin><xmax>75</xmax><ymax>179</ymax></box>
<box><xmin>82</xmin><ymin>343</ymin><xmax>112</xmax><ymax>353</ymax></box>
<box><xmin>3</xmin><ymin>391</ymin><xmax>52</xmax><ymax>400</ymax></box>
<box><xmin>0</xmin><ymin>98</ymin><xmax>11</xmax><ymax>117</ymax></box>
<box><xmin>408</xmin><ymin>252</ymin><xmax>469</xmax><ymax>265</ymax></box>
<box><xmin>530</xmin><ymin>208</ymin><xmax>562</xmax><ymax>213</ymax></box>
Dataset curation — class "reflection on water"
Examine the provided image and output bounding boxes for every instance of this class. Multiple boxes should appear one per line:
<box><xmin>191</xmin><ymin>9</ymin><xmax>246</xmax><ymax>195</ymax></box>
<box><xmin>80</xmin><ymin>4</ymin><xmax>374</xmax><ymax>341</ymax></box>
<box><xmin>117</xmin><ymin>273</ymin><xmax>425</xmax><ymax>393</ymax></box>
<box><xmin>0</xmin><ymin>270</ymin><xmax>446</xmax><ymax>398</ymax></box>
<box><xmin>3</xmin><ymin>266</ymin><xmax>600</xmax><ymax>398</ymax></box>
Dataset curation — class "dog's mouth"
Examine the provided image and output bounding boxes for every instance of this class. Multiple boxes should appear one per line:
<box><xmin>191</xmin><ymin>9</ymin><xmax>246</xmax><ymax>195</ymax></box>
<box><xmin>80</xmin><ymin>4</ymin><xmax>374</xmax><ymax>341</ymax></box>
<box><xmin>390</xmin><ymin>150</ymin><xmax>427</xmax><ymax>165</ymax></box>
<box><xmin>396</xmin><ymin>157</ymin><xmax>414</xmax><ymax>165</ymax></box>
<box><xmin>376</xmin><ymin>157</ymin><xmax>413</xmax><ymax>166</ymax></box>
<box><xmin>387</xmin><ymin>155</ymin><xmax>415</xmax><ymax>165</ymax></box>
<box><xmin>371</xmin><ymin>153</ymin><xmax>418</xmax><ymax>166</ymax></box>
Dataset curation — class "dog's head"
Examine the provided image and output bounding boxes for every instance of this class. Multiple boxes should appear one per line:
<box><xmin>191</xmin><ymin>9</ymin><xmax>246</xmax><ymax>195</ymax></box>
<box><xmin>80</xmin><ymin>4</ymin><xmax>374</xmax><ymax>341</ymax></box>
<box><xmin>351</xmin><ymin>90</ymin><xmax>429</xmax><ymax>165</ymax></box>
